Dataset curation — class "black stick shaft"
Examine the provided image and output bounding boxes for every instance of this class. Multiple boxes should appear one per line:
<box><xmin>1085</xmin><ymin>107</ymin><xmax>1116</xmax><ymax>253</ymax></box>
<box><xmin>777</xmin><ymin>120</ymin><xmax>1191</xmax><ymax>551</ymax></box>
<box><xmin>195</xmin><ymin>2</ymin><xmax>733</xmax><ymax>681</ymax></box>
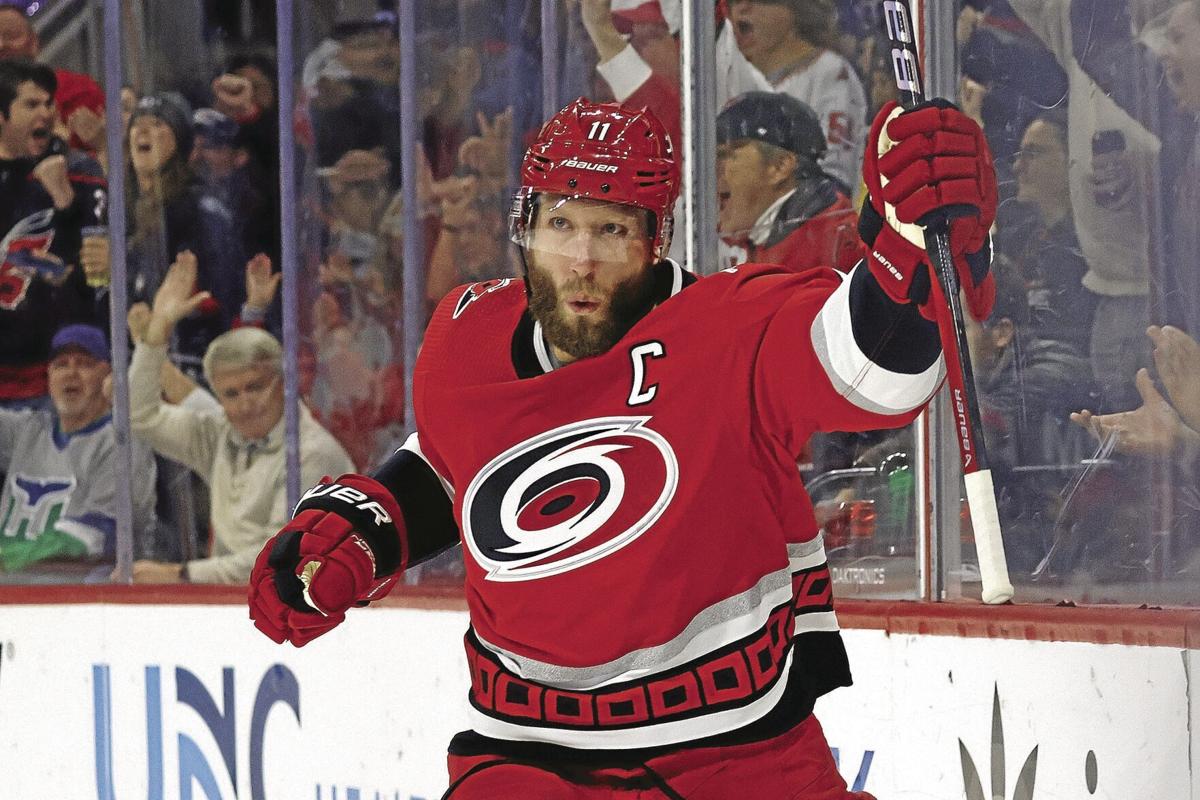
<box><xmin>881</xmin><ymin>0</ymin><xmax>990</xmax><ymax>476</ymax></box>
<box><xmin>881</xmin><ymin>0</ymin><xmax>1012</xmax><ymax>603</ymax></box>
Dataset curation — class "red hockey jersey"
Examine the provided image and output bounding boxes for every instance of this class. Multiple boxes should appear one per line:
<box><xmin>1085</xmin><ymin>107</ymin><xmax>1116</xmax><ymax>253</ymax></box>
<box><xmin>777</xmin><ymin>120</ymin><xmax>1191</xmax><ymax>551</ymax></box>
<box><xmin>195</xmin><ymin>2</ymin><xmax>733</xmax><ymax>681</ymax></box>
<box><xmin>411</xmin><ymin>260</ymin><xmax>944</xmax><ymax>750</ymax></box>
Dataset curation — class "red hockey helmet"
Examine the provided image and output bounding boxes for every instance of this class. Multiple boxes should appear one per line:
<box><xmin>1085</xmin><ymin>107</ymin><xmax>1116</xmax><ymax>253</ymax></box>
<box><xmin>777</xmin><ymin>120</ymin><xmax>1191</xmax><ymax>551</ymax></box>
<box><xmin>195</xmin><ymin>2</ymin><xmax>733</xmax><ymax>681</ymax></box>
<box><xmin>511</xmin><ymin>97</ymin><xmax>681</xmax><ymax>260</ymax></box>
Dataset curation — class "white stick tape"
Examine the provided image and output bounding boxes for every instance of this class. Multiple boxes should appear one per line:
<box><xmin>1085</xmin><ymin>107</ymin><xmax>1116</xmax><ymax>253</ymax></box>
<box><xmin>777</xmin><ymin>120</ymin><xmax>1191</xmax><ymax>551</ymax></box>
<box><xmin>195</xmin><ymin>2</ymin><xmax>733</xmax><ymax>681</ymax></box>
<box><xmin>964</xmin><ymin>469</ymin><xmax>1014</xmax><ymax>604</ymax></box>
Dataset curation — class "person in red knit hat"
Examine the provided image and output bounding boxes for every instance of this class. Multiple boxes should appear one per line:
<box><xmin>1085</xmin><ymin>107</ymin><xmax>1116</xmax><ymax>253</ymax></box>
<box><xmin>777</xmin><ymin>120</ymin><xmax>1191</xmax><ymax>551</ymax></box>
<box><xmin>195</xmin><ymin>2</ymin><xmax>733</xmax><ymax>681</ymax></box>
<box><xmin>0</xmin><ymin>3</ymin><xmax>106</xmax><ymax>161</ymax></box>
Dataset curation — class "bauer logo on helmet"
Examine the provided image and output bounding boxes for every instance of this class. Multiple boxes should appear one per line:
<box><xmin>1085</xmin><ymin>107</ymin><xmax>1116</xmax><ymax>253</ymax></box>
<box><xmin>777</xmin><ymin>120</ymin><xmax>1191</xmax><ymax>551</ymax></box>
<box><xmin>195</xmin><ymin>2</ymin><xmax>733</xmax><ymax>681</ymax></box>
<box><xmin>561</xmin><ymin>158</ymin><xmax>619</xmax><ymax>174</ymax></box>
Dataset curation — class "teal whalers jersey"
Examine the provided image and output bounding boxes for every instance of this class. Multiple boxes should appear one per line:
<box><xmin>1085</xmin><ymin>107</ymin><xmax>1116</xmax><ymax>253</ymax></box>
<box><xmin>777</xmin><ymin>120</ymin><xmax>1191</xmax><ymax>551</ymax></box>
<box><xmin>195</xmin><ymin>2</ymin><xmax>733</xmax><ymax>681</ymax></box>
<box><xmin>0</xmin><ymin>407</ymin><xmax>156</xmax><ymax>572</ymax></box>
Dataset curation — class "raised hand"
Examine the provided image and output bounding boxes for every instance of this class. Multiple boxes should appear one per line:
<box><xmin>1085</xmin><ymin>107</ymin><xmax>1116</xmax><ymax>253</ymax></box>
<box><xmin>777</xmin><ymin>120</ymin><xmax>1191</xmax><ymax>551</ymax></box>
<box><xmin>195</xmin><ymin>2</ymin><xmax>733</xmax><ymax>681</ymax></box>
<box><xmin>1148</xmin><ymin>325</ymin><xmax>1200</xmax><ymax>432</ymax></box>
<box><xmin>577</xmin><ymin>0</ymin><xmax>626</xmax><ymax>62</ymax></box>
<box><xmin>458</xmin><ymin>107</ymin><xmax>514</xmax><ymax>181</ymax></box>
<box><xmin>66</xmin><ymin>106</ymin><xmax>106</xmax><ymax>150</ymax></box>
<box><xmin>437</xmin><ymin>174</ymin><xmax>480</xmax><ymax>231</ymax></box>
<box><xmin>211</xmin><ymin>73</ymin><xmax>257</xmax><ymax>119</ymax></box>
<box><xmin>144</xmin><ymin>251</ymin><xmax>211</xmax><ymax>346</ymax></box>
<box><xmin>860</xmin><ymin>99</ymin><xmax>998</xmax><ymax>321</ymax></box>
<box><xmin>318</xmin><ymin>251</ymin><xmax>354</xmax><ymax>288</ymax></box>
<box><xmin>578</xmin><ymin>0</ymin><xmax>615</xmax><ymax>30</ymax></box>
<box><xmin>1071</xmin><ymin>368</ymin><xmax>1199</xmax><ymax>457</ymax></box>
<box><xmin>413</xmin><ymin>148</ymin><xmax>436</xmax><ymax>215</ymax></box>
<box><xmin>126</xmin><ymin>302</ymin><xmax>152</xmax><ymax>343</ymax></box>
<box><xmin>244</xmin><ymin>253</ymin><xmax>281</xmax><ymax>313</ymax></box>
<box><xmin>33</xmin><ymin>154</ymin><xmax>75</xmax><ymax>210</ymax></box>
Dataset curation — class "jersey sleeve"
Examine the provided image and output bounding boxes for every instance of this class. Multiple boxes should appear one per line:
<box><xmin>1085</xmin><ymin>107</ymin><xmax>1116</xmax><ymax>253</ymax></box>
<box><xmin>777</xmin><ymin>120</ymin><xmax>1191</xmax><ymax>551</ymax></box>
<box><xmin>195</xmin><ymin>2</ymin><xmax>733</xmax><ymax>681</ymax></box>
<box><xmin>67</xmin><ymin>152</ymin><xmax>107</xmax><ymax>229</ymax></box>
<box><xmin>1068</xmin><ymin>0</ymin><xmax>1181</xmax><ymax>136</ymax></box>
<box><xmin>370</xmin><ymin>432</ymin><xmax>458</xmax><ymax>568</ymax></box>
<box><xmin>0</xmin><ymin>406</ymin><xmax>32</xmax><ymax>466</ymax></box>
<box><xmin>127</xmin><ymin>342</ymin><xmax>222</xmax><ymax>481</ymax></box>
<box><xmin>185</xmin><ymin>538</ymin><xmax>263</xmax><ymax>584</ymax></box>
<box><xmin>1008</xmin><ymin>0</ymin><xmax>1069</xmax><ymax>57</ymax></box>
<box><xmin>596</xmin><ymin>44</ymin><xmax>683</xmax><ymax>153</ymax></box>
<box><xmin>747</xmin><ymin>262</ymin><xmax>944</xmax><ymax>454</ymax></box>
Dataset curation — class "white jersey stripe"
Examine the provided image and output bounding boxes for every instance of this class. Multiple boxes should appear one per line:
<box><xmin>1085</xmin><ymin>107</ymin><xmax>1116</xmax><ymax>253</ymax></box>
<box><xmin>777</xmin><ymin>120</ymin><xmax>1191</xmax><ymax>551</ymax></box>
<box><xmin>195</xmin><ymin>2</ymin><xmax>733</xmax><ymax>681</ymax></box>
<box><xmin>56</xmin><ymin>518</ymin><xmax>107</xmax><ymax>556</ymax></box>
<box><xmin>810</xmin><ymin>265</ymin><xmax>945</xmax><ymax>416</ymax></box>
<box><xmin>531</xmin><ymin>320</ymin><xmax>556</xmax><ymax>373</ymax></box>
<box><xmin>794</xmin><ymin>609</ymin><xmax>841</xmax><ymax>635</ymax></box>
<box><xmin>668</xmin><ymin>258</ymin><xmax>684</xmax><ymax>295</ymax></box>
<box><xmin>476</xmin><ymin>564</ymin><xmax>794</xmax><ymax>691</ymax></box>
<box><xmin>787</xmin><ymin>536</ymin><xmax>827</xmax><ymax>572</ymax></box>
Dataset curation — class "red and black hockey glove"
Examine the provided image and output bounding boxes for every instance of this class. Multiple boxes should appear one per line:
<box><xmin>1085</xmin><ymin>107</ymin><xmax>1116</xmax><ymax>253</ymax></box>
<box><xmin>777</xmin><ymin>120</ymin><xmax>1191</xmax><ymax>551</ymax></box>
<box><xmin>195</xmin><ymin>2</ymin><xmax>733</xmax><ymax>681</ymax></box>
<box><xmin>859</xmin><ymin>99</ymin><xmax>998</xmax><ymax>321</ymax></box>
<box><xmin>248</xmin><ymin>474</ymin><xmax>407</xmax><ymax>647</ymax></box>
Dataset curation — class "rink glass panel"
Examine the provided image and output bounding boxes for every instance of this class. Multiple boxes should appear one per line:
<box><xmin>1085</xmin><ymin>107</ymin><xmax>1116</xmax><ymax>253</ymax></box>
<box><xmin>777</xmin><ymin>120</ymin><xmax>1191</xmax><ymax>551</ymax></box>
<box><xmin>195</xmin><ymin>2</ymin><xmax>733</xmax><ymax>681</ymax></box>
<box><xmin>0</xmin><ymin>1</ymin><xmax>226</xmax><ymax>584</ymax></box>
<box><xmin>291</xmin><ymin>3</ymin><xmax>558</xmax><ymax>587</ymax></box>
<box><xmin>943</xmin><ymin>0</ymin><xmax>1200</xmax><ymax>605</ymax></box>
<box><xmin>0</xmin><ymin>0</ymin><xmax>912</xmax><ymax>598</ymax></box>
<box><xmin>19</xmin><ymin>0</ymin><xmax>1195</xmax><ymax>608</ymax></box>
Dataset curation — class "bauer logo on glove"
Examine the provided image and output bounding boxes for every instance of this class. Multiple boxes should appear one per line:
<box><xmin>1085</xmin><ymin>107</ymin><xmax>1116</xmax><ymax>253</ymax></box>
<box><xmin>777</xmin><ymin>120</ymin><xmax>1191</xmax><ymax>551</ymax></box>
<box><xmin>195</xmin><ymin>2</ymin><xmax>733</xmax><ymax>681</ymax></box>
<box><xmin>296</xmin><ymin>482</ymin><xmax>393</xmax><ymax>526</ymax></box>
<box><xmin>249</xmin><ymin>473</ymin><xmax>407</xmax><ymax>646</ymax></box>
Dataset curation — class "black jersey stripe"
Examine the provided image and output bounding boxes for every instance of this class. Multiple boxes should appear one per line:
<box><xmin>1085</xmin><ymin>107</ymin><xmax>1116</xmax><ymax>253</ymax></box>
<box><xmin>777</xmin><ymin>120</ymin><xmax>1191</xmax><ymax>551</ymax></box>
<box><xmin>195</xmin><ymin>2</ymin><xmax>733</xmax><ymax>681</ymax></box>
<box><xmin>370</xmin><ymin>436</ymin><xmax>459</xmax><ymax>566</ymax></box>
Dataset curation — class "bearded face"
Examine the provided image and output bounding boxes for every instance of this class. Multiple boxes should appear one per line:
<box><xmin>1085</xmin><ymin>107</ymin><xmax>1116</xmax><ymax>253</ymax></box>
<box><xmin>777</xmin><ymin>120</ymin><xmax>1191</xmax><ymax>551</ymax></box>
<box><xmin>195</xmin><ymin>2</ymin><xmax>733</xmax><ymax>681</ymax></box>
<box><xmin>527</xmin><ymin>260</ymin><xmax>658</xmax><ymax>360</ymax></box>
<box><xmin>522</xmin><ymin>195</ymin><xmax>658</xmax><ymax>362</ymax></box>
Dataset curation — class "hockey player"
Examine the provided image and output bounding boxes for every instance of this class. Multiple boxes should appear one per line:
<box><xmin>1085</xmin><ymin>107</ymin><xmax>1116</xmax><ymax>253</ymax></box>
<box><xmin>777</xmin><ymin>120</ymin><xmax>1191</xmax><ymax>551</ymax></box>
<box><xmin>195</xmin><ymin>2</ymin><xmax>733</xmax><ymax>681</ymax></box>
<box><xmin>716</xmin><ymin>91</ymin><xmax>859</xmax><ymax>273</ymax></box>
<box><xmin>248</xmin><ymin>96</ymin><xmax>997</xmax><ymax>798</ymax></box>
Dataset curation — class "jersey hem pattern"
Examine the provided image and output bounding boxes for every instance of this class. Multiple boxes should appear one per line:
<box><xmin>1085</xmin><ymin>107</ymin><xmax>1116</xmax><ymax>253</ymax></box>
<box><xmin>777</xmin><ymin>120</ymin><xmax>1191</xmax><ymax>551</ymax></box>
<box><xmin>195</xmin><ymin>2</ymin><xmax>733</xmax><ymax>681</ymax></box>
<box><xmin>460</xmin><ymin>556</ymin><xmax>845</xmax><ymax>750</ymax></box>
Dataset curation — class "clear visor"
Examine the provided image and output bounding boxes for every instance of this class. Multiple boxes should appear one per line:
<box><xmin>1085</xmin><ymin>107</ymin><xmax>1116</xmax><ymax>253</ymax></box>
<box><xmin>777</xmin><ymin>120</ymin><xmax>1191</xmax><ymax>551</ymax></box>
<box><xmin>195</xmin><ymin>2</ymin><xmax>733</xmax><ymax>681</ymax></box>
<box><xmin>516</xmin><ymin>194</ymin><xmax>653</xmax><ymax>267</ymax></box>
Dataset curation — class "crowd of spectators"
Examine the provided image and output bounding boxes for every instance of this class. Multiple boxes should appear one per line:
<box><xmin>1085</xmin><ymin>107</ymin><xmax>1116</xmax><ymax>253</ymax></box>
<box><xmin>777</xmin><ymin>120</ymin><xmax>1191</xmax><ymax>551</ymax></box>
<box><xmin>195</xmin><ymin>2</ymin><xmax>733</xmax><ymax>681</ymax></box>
<box><xmin>946</xmin><ymin>0</ymin><xmax>1200</xmax><ymax>590</ymax></box>
<box><xmin>0</xmin><ymin>0</ymin><xmax>1196</xmax><ymax>599</ymax></box>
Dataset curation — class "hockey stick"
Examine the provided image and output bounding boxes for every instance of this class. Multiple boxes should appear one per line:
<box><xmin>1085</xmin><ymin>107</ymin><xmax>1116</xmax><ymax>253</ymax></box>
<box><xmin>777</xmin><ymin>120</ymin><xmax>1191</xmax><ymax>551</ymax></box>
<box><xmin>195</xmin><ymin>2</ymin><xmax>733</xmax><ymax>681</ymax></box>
<box><xmin>880</xmin><ymin>0</ymin><xmax>1014</xmax><ymax>603</ymax></box>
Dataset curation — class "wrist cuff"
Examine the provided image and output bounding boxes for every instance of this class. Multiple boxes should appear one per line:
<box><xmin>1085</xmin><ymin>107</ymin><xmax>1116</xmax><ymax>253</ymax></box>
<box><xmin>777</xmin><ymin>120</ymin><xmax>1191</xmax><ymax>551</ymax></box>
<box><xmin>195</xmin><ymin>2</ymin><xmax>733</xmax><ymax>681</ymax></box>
<box><xmin>596</xmin><ymin>43</ymin><xmax>651</xmax><ymax>102</ymax></box>
<box><xmin>240</xmin><ymin>303</ymin><xmax>267</xmax><ymax>324</ymax></box>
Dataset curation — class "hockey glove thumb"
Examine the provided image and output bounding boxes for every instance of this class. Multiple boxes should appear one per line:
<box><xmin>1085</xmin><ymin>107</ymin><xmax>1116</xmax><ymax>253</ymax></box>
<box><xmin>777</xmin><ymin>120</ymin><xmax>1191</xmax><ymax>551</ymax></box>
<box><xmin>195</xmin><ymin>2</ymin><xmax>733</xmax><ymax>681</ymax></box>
<box><xmin>860</xmin><ymin>99</ymin><xmax>997</xmax><ymax>321</ymax></box>
<box><xmin>248</xmin><ymin>474</ymin><xmax>407</xmax><ymax>647</ymax></box>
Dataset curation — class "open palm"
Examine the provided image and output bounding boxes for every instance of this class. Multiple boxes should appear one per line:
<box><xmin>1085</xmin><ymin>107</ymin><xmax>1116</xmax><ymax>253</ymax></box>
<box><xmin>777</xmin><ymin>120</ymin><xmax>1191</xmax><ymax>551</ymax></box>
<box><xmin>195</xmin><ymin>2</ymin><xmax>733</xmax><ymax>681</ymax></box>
<box><xmin>144</xmin><ymin>251</ymin><xmax>211</xmax><ymax>346</ymax></box>
<box><xmin>1071</xmin><ymin>369</ymin><xmax>1187</xmax><ymax>457</ymax></box>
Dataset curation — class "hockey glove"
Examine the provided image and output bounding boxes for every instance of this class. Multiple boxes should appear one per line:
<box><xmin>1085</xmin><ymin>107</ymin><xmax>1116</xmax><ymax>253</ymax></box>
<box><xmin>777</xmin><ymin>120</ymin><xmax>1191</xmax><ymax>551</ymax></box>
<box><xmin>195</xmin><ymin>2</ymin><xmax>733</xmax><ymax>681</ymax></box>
<box><xmin>248</xmin><ymin>474</ymin><xmax>407</xmax><ymax>647</ymax></box>
<box><xmin>860</xmin><ymin>99</ymin><xmax>997</xmax><ymax>321</ymax></box>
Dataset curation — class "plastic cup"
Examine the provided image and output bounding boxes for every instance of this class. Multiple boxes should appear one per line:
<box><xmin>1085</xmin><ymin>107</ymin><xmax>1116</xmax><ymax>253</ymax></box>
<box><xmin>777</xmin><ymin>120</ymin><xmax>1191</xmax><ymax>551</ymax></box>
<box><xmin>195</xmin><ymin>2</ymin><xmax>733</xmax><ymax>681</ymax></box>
<box><xmin>81</xmin><ymin>225</ymin><xmax>109</xmax><ymax>288</ymax></box>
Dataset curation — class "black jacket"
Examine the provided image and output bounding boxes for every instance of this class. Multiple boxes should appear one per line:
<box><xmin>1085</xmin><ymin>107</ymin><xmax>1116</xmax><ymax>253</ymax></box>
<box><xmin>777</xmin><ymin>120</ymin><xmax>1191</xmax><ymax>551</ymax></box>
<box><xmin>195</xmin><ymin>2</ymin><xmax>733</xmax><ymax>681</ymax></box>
<box><xmin>0</xmin><ymin>138</ymin><xmax>105</xmax><ymax>381</ymax></box>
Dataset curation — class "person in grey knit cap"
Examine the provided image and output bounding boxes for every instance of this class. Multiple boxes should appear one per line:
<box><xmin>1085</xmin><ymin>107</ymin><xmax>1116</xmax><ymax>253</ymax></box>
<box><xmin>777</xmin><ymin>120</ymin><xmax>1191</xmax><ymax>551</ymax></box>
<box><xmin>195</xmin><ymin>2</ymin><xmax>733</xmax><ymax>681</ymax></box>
<box><xmin>124</xmin><ymin>91</ymin><xmax>245</xmax><ymax>382</ymax></box>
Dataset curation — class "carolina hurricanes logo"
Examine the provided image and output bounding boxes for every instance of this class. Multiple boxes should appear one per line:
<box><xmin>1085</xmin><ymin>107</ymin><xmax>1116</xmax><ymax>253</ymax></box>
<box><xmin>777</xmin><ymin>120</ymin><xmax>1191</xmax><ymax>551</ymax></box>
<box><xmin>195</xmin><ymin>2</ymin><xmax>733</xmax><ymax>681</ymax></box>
<box><xmin>462</xmin><ymin>417</ymin><xmax>679</xmax><ymax>582</ymax></box>
<box><xmin>0</xmin><ymin>209</ymin><xmax>61</xmax><ymax>311</ymax></box>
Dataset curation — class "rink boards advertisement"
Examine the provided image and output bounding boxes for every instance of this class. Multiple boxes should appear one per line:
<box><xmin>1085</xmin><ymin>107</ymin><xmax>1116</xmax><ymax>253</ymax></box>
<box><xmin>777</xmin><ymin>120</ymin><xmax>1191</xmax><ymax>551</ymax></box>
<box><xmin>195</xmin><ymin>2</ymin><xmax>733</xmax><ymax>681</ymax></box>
<box><xmin>0</xmin><ymin>602</ymin><xmax>1194</xmax><ymax>799</ymax></box>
